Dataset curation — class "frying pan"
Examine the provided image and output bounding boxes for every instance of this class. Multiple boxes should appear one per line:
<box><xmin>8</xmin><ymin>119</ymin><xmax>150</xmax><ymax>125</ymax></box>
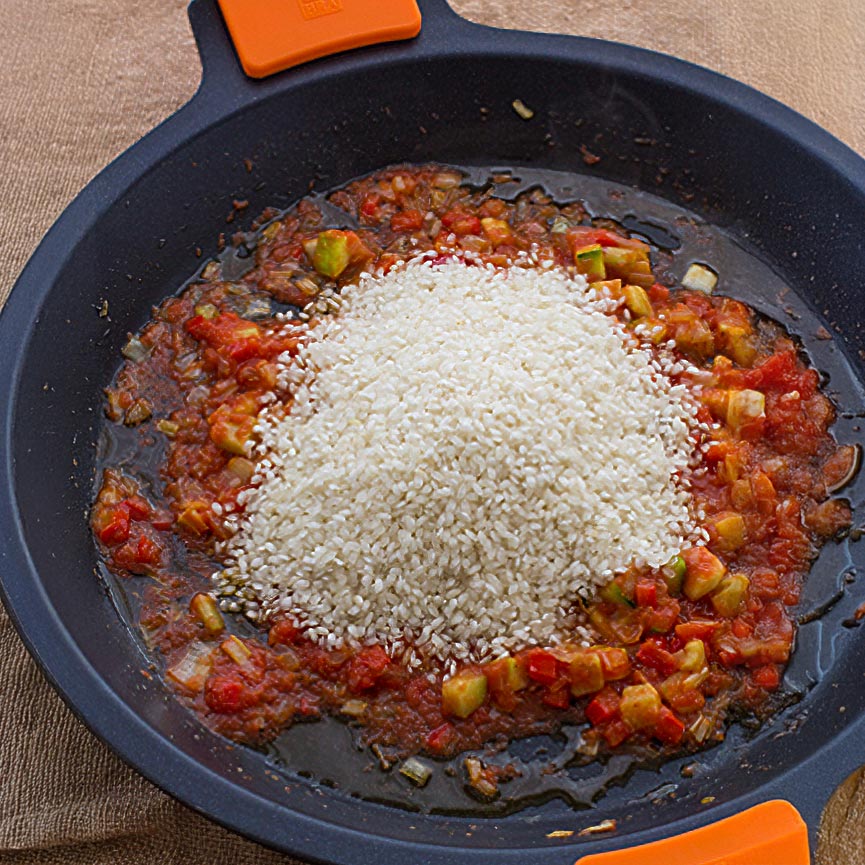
<box><xmin>2</xmin><ymin>0</ymin><xmax>865</xmax><ymax>862</ymax></box>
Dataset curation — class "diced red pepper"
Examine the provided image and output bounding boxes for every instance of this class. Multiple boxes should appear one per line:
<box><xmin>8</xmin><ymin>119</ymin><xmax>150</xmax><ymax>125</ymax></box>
<box><xmin>595</xmin><ymin>647</ymin><xmax>631</xmax><ymax>681</ymax></box>
<box><xmin>675</xmin><ymin>621</ymin><xmax>721</xmax><ymax>642</ymax></box>
<box><xmin>525</xmin><ymin>648</ymin><xmax>560</xmax><ymax>686</ymax></box>
<box><xmin>635</xmin><ymin>580</ymin><xmax>658</xmax><ymax>608</ymax></box>
<box><xmin>600</xmin><ymin>718</ymin><xmax>632</xmax><ymax>747</ymax></box>
<box><xmin>586</xmin><ymin>687</ymin><xmax>620</xmax><ymax>726</ymax></box>
<box><xmin>426</xmin><ymin>722</ymin><xmax>457</xmax><ymax>754</ymax></box>
<box><xmin>654</xmin><ymin>706</ymin><xmax>686</xmax><ymax>744</ymax></box>
<box><xmin>635</xmin><ymin>640</ymin><xmax>678</xmax><ymax>677</ymax></box>
<box><xmin>441</xmin><ymin>210</ymin><xmax>482</xmax><ymax>236</ymax></box>
<box><xmin>566</xmin><ymin>226</ymin><xmax>647</xmax><ymax>250</ymax></box>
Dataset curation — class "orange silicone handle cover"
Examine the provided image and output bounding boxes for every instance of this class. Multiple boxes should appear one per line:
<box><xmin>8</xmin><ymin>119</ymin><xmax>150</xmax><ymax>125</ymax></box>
<box><xmin>217</xmin><ymin>0</ymin><xmax>422</xmax><ymax>78</ymax></box>
<box><xmin>575</xmin><ymin>800</ymin><xmax>809</xmax><ymax>865</ymax></box>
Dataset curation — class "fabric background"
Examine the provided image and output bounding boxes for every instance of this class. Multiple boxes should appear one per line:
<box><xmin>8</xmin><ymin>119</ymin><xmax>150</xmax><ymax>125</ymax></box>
<box><xmin>1</xmin><ymin>1</ymin><xmax>864</xmax><ymax>862</ymax></box>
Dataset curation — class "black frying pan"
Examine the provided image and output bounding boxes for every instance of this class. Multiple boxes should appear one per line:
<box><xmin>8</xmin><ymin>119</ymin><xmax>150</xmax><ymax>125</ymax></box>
<box><xmin>2</xmin><ymin>1</ymin><xmax>865</xmax><ymax>862</ymax></box>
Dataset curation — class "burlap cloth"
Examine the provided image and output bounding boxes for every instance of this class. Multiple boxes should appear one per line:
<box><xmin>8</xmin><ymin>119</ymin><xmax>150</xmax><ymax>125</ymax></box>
<box><xmin>2</xmin><ymin>1</ymin><xmax>865</xmax><ymax>862</ymax></box>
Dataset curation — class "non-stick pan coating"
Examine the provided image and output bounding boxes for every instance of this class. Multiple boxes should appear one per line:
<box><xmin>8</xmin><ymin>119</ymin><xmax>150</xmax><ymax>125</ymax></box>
<box><xmin>2</xmin><ymin>0</ymin><xmax>865</xmax><ymax>861</ymax></box>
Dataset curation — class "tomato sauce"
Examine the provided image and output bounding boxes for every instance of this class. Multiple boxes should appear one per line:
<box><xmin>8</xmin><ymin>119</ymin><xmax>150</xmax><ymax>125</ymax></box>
<box><xmin>92</xmin><ymin>166</ymin><xmax>855</xmax><ymax>791</ymax></box>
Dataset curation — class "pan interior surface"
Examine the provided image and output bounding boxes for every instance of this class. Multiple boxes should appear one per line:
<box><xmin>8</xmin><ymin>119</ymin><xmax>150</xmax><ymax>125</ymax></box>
<box><xmin>5</xmin><ymin>42</ymin><xmax>865</xmax><ymax>860</ymax></box>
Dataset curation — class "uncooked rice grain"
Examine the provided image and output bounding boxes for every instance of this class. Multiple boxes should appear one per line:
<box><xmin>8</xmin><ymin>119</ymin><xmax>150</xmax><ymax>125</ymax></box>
<box><xmin>217</xmin><ymin>257</ymin><xmax>702</xmax><ymax>665</ymax></box>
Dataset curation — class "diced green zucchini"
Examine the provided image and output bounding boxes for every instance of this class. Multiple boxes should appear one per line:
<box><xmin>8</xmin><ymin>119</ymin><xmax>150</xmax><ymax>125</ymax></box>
<box><xmin>682</xmin><ymin>547</ymin><xmax>727</xmax><ymax>601</ymax></box>
<box><xmin>599</xmin><ymin>581</ymin><xmax>635</xmax><ymax>607</ymax></box>
<box><xmin>663</xmin><ymin>555</ymin><xmax>687</xmax><ymax>595</ymax></box>
<box><xmin>313</xmin><ymin>230</ymin><xmax>351</xmax><ymax>278</ymax></box>
<box><xmin>442</xmin><ymin>671</ymin><xmax>488</xmax><ymax>718</ymax></box>
<box><xmin>210</xmin><ymin>415</ymin><xmax>256</xmax><ymax>455</ymax></box>
<box><xmin>711</xmin><ymin>573</ymin><xmax>750</xmax><ymax>617</ymax></box>
<box><xmin>603</xmin><ymin>246</ymin><xmax>653</xmax><ymax>286</ymax></box>
<box><xmin>485</xmin><ymin>655</ymin><xmax>529</xmax><ymax>694</ymax></box>
<box><xmin>575</xmin><ymin>244</ymin><xmax>606</xmax><ymax>280</ymax></box>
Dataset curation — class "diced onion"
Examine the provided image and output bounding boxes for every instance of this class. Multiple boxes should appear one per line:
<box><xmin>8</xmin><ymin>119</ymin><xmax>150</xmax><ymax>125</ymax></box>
<box><xmin>220</xmin><ymin>635</ymin><xmax>252</xmax><ymax>665</ymax></box>
<box><xmin>682</xmin><ymin>263</ymin><xmax>718</xmax><ymax>294</ymax></box>
<box><xmin>511</xmin><ymin>99</ymin><xmax>535</xmax><ymax>120</ymax></box>
<box><xmin>167</xmin><ymin>642</ymin><xmax>214</xmax><ymax>692</ymax></box>
<box><xmin>121</xmin><ymin>336</ymin><xmax>150</xmax><ymax>362</ymax></box>
<box><xmin>688</xmin><ymin>714</ymin><xmax>714</xmax><ymax>743</ymax></box>
<box><xmin>340</xmin><ymin>699</ymin><xmax>368</xmax><ymax>718</ymax></box>
<box><xmin>399</xmin><ymin>757</ymin><xmax>432</xmax><ymax>786</ymax></box>
<box><xmin>827</xmin><ymin>444</ymin><xmax>861</xmax><ymax>493</ymax></box>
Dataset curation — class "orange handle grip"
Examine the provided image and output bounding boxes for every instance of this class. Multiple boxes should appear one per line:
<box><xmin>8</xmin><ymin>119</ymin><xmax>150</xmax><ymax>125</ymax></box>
<box><xmin>575</xmin><ymin>801</ymin><xmax>809</xmax><ymax>865</ymax></box>
<box><xmin>217</xmin><ymin>0</ymin><xmax>422</xmax><ymax>78</ymax></box>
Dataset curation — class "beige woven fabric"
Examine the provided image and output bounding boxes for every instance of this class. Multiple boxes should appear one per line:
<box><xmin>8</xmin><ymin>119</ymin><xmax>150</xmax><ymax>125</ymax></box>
<box><xmin>1</xmin><ymin>1</ymin><xmax>863</xmax><ymax>862</ymax></box>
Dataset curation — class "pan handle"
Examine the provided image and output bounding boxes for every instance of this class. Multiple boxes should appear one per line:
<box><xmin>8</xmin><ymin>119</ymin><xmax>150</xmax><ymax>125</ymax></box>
<box><xmin>188</xmin><ymin>0</ymin><xmax>433</xmax><ymax>83</ymax></box>
<box><xmin>574</xmin><ymin>800</ymin><xmax>809</xmax><ymax>865</ymax></box>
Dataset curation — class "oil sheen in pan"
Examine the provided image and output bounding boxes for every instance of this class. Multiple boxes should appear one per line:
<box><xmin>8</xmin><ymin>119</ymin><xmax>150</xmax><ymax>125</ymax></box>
<box><xmin>96</xmin><ymin>165</ymin><xmax>865</xmax><ymax>818</ymax></box>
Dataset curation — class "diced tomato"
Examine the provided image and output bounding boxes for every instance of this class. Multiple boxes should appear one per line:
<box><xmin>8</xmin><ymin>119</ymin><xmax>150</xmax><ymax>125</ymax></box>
<box><xmin>134</xmin><ymin>535</ymin><xmax>161</xmax><ymax>566</ymax></box>
<box><xmin>390</xmin><ymin>209</ymin><xmax>424</xmax><ymax>232</ymax></box>
<box><xmin>298</xmin><ymin>695</ymin><xmax>319</xmax><ymax>717</ymax></box>
<box><xmin>675</xmin><ymin>621</ymin><xmax>721</xmax><ymax>642</ymax></box>
<box><xmin>542</xmin><ymin>683</ymin><xmax>571</xmax><ymax>709</ymax></box>
<box><xmin>98</xmin><ymin>507</ymin><xmax>130</xmax><ymax>545</ymax></box>
<box><xmin>441</xmin><ymin>210</ymin><xmax>482</xmax><ymax>236</ymax></box>
<box><xmin>647</xmin><ymin>602</ymin><xmax>680</xmax><ymax>634</ymax></box>
<box><xmin>635</xmin><ymin>581</ymin><xmax>658</xmax><ymax>608</ymax></box>
<box><xmin>269</xmin><ymin>618</ymin><xmax>303</xmax><ymax>646</ymax></box>
<box><xmin>648</xmin><ymin>283</ymin><xmax>670</xmax><ymax>303</ymax></box>
<box><xmin>731</xmin><ymin>618</ymin><xmax>753</xmax><ymax>639</ymax></box>
<box><xmin>185</xmin><ymin>312</ymin><xmax>261</xmax><ymax>349</ymax></box>
<box><xmin>586</xmin><ymin>687</ymin><xmax>620</xmax><ymax>726</ymax></box>
<box><xmin>654</xmin><ymin>706</ymin><xmax>686</xmax><ymax>745</ymax></box>
<box><xmin>227</xmin><ymin>339</ymin><xmax>264</xmax><ymax>364</ymax></box>
<box><xmin>744</xmin><ymin>349</ymin><xmax>814</xmax><ymax>397</ymax></box>
<box><xmin>426</xmin><ymin>722</ymin><xmax>457</xmax><ymax>754</ymax></box>
<box><xmin>205</xmin><ymin>676</ymin><xmax>244</xmax><ymax>713</ymax></box>
<box><xmin>122</xmin><ymin>496</ymin><xmax>150</xmax><ymax>521</ymax></box>
<box><xmin>600</xmin><ymin>718</ymin><xmax>632</xmax><ymax>747</ymax></box>
<box><xmin>525</xmin><ymin>648</ymin><xmax>559</xmax><ymax>686</ymax></box>
<box><xmin>636</xmin><ymin>641</ymin><xmax>678</xmax><ymax>677</ymax></box>
<box><xmin>359</xmin><ymin>193</ymin><xmax>382</xmax><ymax>221</ymax></box>
<box><xmin>752</xmin><ymin>664</ymin><xmax>781</xmax><ymax>690</ymax></box>
<box><xmin>595</xmin><ymin>647</ymin><xmax>631</xmax><ymax>681</ymax></box>
<box><xmin>345</xmin><ymin>645</ymin><xmax>391</xmax><ymax>693</ymax></box>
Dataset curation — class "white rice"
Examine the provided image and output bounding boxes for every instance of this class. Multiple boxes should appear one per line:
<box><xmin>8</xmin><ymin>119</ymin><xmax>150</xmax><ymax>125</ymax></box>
<box><xmin>216</xmin><ymin>257</ymin><xmax>702</xmax><ymax>666</ymax></box>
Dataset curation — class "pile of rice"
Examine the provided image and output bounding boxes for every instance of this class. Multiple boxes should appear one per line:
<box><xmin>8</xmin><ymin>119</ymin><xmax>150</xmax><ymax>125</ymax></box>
<box><xmin>216</xmin><ymin>256</ymin><xmax>702</xmax><ymax>667</ymax></box>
